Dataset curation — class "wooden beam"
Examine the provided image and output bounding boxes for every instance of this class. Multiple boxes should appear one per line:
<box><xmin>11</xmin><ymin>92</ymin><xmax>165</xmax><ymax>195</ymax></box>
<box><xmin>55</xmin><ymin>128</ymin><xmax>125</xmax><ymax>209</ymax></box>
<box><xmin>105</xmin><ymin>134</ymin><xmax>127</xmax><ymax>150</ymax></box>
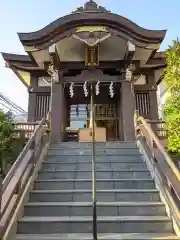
<box><xmin>124</xmin><ymin>41</ymin><xmax>136</xmax><ymax>67</ymax></box>
<box><xmin>28</xmin><ymin>86</ymin><xmax>51</xmax><ymax>93</ymax></box>
<box><xmin>44</xmin><ymin>60</ymin><xmax>127</xmax><ymax>70</ymax></box>
<box><xmin>63</xmin><ymin>69</ymin><xmax>122</xmax><ymax>83</ymax></box>
<box><xmin>49</xmin><ymin>44</ymin><xmax>60</xmax><ymax>69</ymax></box>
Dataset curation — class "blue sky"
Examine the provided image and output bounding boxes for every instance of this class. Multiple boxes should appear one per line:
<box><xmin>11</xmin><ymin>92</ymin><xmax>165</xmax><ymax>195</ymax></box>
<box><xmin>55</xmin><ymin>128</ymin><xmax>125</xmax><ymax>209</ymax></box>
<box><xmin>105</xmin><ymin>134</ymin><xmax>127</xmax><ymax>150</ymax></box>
<box><xmin>0</xmin><ymin>0</ymin><xmax>179</xmax><ymax>111</ymax></box>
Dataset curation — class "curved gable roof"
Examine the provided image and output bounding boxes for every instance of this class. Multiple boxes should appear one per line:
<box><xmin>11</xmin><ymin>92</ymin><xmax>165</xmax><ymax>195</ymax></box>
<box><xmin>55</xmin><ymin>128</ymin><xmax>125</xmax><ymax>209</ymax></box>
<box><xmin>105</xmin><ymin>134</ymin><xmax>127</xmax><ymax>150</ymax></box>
<box><xmin>18</xmin><ymin>1</ymin><xmax>166</xmax><ymax>50</ymax></box>
<box><xmin>1</xmin><ymin>52</ymin><xmax>31</xmax><ymax>62</ymax></box>
<box><xmin>18</xmin><ymin>13</ymin><xmax>166</xmax><ymax>43</ymax></box>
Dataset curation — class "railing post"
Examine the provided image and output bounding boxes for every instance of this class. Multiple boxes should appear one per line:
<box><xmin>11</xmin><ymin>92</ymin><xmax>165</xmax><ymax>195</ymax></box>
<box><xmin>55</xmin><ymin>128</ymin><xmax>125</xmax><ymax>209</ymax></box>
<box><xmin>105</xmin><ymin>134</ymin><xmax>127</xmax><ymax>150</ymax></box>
<box><xmin>19</xmin><ymin>131</ymin><xmax>26</xmax><ymax>142</ymax></box>
<box><xmin>90</xmin><ymin>84</ymin><xmax>97</xmax><ymax>240</ymax></box>
<box><xmin>29</xmin><ymin>136</ymin><xmax>36</xmax><ymax>173</ymax></box>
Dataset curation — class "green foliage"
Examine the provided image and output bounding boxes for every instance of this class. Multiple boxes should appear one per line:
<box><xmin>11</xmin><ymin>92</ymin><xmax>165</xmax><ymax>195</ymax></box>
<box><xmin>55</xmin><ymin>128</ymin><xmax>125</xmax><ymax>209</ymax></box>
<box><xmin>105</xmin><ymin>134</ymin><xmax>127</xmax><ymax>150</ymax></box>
<box><xmin>163</xmin><ymin>39</ymin><xmax>180</xmax><ymax>155</ymax></box>
<box><xmin>0</xmin><ymin>109</ymin><xmax>24</xmax><ymax>178</ymax></box>
<box><xmin>164</xmin><ymin>40</ymin><xmax>180</xmax><ymax>90</ymax></box>
<box><xmin>165</xmin><ymin>115</ymin><xmax>180</xmax><ymax>154</ymax></box>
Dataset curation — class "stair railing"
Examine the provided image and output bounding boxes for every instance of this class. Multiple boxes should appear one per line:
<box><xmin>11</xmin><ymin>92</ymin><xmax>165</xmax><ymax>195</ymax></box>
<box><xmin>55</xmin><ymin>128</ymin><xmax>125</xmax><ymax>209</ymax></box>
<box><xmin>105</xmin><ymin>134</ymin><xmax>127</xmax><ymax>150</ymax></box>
<box><xmin>0</xmin><ymin>117</ymin><xmax>49</xmax><ymax>238</ymax></box>
<box><xmin>146</xmin><ymin>120</ymin><xmax>167</xmax><ymax>140</ymax></box>
<box><xmin>90</xmin><ymin>84</ymin><xmax>97</xmax><ymax>240</ymax></box>
<box><xmin>136</xmin><ymin>116</ymin><xmax>180</xmax><ymax>208</ymax></box>
<box><xmin>13</xmin><ymin>122</ymin><xmax>39</xmax><ymax>140</ymax></box>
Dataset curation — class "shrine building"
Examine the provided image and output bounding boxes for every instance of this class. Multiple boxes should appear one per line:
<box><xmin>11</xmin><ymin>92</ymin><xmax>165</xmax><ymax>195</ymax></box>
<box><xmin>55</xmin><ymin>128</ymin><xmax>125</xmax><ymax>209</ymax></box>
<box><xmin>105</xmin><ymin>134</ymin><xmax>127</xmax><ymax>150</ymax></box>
<box><xmin>2</xmin><ymin>0</ymin><xmax>166</xmax><ymax>142</ymax></box>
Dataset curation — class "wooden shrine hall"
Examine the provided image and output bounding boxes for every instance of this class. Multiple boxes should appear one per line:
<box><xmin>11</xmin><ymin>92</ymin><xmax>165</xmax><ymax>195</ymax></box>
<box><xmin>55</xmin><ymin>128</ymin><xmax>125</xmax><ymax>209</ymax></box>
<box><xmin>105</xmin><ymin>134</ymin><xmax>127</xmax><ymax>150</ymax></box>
<box><xmin>2</xmin><ymin>0</ymin><xmax>167</xmax><ymax>142</ymax></box>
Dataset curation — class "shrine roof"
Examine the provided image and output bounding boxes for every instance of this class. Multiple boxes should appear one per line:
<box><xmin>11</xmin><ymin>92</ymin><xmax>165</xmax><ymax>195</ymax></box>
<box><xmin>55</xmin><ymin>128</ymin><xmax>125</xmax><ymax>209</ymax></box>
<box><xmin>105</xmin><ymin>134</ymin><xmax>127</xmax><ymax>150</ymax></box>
<box><xmin>1</xmin><ymin>1</ymin><xmax>167</xmax><ymax>89</ymax></box>
<box><xmin>1</xmin><ymin>53</ymin><xmax>31</xmax><ymax>62</ymax></box>
<box><xmin>17</xmin><ymin>1</ymin><xmax>166</xmax><ymax>49</ymax></box>
<box><xmin>1</xmin><ymin>50</ymin><xmax>166</xmax><ymax>88</ymax></box>
<box><xmin>1</xmin><ymin>51</ymin><xmax>166</xmax><ymax>72</ymax></box>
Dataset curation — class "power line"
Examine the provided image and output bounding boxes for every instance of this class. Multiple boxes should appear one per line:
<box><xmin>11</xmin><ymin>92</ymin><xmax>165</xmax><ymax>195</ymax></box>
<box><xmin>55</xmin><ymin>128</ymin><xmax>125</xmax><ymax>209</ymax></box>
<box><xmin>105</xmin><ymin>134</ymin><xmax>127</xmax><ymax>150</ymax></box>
<box><xmin>0</xmin><ymin>92</ymin><xmax>27</xmax><ymax>116</ymax></box>
<box><xmin>0</xmin><ymin>98</ymin><xmax>25</xmax><ymax>115</ymax></box>
<box><xmin>0</xmin><ymin>101</ymin><xmax>26</xmax><ymax>116</ymax></box>
<box><xmin>0</xmin><ymin>94</ymin><xmax>26</xmax><ymax>114</ymax></box>
<box><xmin>0</xmin><ymin>92</ymin><xmax>27</xmax><ymax>113</ymax></box>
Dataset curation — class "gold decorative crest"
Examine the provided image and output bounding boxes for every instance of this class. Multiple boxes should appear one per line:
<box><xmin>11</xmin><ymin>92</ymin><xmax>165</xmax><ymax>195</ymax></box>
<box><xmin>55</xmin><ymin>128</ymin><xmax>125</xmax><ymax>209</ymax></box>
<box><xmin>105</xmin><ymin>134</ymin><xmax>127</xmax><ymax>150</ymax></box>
<box><xmin>76</xmin><ymin>26</ymin><xmax>108</xmax><ymax>33</ymax></box>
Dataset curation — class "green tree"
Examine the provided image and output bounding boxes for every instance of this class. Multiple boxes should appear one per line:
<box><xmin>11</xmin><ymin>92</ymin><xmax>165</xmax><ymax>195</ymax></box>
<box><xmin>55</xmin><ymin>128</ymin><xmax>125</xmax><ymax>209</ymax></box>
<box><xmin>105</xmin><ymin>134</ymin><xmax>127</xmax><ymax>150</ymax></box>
<box><xmin>163</xmin><ymin>39</ymin><xmax>180</xmax><ymax>155</ymax></box>
<box><xmin>0</xmin><ymin>109</ymin><xmax>24</xmax><ymax>178</ymax></box>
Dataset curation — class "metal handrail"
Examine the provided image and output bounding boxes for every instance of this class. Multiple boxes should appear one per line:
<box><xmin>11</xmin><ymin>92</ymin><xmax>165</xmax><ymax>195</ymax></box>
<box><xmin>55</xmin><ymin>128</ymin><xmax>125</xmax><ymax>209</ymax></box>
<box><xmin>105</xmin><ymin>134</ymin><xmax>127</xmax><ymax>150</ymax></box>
<box><xmin>90</xmin><ymin>84</ymin><xmax>97</xmax><ymax>240</ymax></box>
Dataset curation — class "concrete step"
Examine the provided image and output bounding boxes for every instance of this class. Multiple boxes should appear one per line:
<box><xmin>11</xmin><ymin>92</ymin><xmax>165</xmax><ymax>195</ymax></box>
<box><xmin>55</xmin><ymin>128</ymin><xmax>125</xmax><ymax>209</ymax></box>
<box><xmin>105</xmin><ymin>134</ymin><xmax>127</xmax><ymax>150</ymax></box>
<box><xmin>17</xmin><ymin>216</ymin><xmax>173</xmax><ymax>234</ymax></box>
<box><xmin>34</xmin><ymin>179</ymin><xmax>155</xmax><ymax>190</ymax></box>
<box><xmin>37</xmin><ymin>170</ymin><xmax>152</xmax><ymax>180</ymax></box>
<box><xmin>44</xmin><ymin>155</ymin><xmax>144</xmax><ymax>162</ymax></box>
<box><xmin>50</xmin><ymin>142</ymin><xmax>137</xmax><ymax>149</ymax></box>
<box><xmin>15</xmin><ymin>233</ymin><xmax>180</xmax><ymax>240</ymax></box>
<box><xmin>24</xmin><ymin>202</ymin><xmax>166</xmax><ymax>217</ymax></box>
<box><xmin>29</xmin><ymin>189</ymin><xmax>160</xmax><ymax>202</ymax></box>
<box><xmin>48</xmin><ymin>149</ymin><xmax>141</xmax><ymax>156</ymax></box>
<box><xmin>15</xmin><ymin>141</ymin><xmax>178</xmax><ymax>239</ymax></box>
<box><xmin>41</xmin><ymin>162</ymin><xmax>148</xmax><ymax>171</ymax></box>
<box><xmin>49</xmin><ymin>145</ymin><xmax>138</xmax><ymax>149</ymax></box>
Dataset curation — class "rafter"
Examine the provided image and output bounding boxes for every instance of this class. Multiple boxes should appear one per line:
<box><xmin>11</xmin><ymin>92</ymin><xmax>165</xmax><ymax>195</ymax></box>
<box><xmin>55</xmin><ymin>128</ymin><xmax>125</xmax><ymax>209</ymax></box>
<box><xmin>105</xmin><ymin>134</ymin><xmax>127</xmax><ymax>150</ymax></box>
<box><xmin>124</xmin><ymin>41</ymin><xmax>135</xmax><ymax>67</ymax></box>
<box><xmin>48</xmin><ymin>43</ymin><xmax>61</xmax><ymax>70</ymax></box>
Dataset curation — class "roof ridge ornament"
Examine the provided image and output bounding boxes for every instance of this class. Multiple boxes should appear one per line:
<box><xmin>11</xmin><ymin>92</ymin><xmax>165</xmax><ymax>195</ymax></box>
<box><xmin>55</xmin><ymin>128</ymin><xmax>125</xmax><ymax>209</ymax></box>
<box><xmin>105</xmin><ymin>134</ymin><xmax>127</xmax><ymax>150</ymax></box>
<box><xmin>72</xmin><ymin>0</ymin><xmax>110</xmax><ymax>13</ymax></box>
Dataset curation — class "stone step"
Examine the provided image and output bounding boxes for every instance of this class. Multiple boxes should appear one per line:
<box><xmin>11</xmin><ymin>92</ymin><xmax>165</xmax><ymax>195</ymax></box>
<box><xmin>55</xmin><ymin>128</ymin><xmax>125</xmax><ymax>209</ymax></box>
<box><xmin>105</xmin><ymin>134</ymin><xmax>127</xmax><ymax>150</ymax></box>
<box><xmin>15</xmin><ymin>140</ymin><xmax>178</xmax><ymax>239</ymax></box>
<box><xmin>29</xmin><ymin>189</ymin><xmax>160</xmax><ymax>202</ymax></box>
<box><xmin>15</xmin><ymin>233</ymin><xmax>180</xmax><ymax>240</ymax></box>
<box><xmin>24</xmin><ymin>202</ymin><xmax>166</xmax><ymax>217</ymax></box>
<box><xmin>34</xmin><ymin>179</ymin><xmax>155</xmax><ymax>190</ymax></box>
<box><xmin>49</xmin><ymin>145</ymin><xmax>137</xmax><ymax>148</ymax></box>
<box><xmin>48</xmin><ymin>147</ymin><xmax>139</xmax><ymax>152</ymax></box>
<box><xmin>17</xmin><ymin>216</ymin><xmax>173</xmax><ymax>234</ymax></box>
<box><xmin>41</xmin><ymin>162</ymin><xmax>147</xmax><ymax>171</ymax></box>
<box><xmin>50</xmin><ymin>142</ymin><xmax>137</xmax><ymax>149</ymax></box>
<box><xmin>48</xmin><ymin>149</ymin><xmax>141</xmax><ymax>155</ymax></box>
<box><xmin>37</xmin><ymin>169</ymin><xmax>152</xmax><ymax>180</ymax></box>
<box><xmin>44</xmin><ymin>155</ymin><xmax>144</xmax><ymax>162</ymax></box>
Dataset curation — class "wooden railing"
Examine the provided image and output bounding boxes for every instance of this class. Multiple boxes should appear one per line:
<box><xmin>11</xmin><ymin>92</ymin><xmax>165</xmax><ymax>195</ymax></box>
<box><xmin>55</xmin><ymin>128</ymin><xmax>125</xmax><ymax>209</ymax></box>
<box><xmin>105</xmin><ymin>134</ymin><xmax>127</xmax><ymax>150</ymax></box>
<box><xmin>136</xmin><ymin>116</ymin><xmax>180</xmax><ymax>209</ymax></box>
<box><xmin>13</xmin><ymin>122</ymin><xmax>40</xmax><ymax>140</ymax></box>
<box><xmin>13</xmin><ymin>123</ymin><xmax>79</xmax><ymax>141</ymax></box>
<box><xmin>147</xmin><ymin>120</ymin><xmax>167</xmax><ymax>140</ymax></box>
<box><xmin>14</xmin><ymin>119</ymin><xmax>167</xmax><ymax>142</ymax></box>
<box><xmin>0</xmin><ymin>118</ymin><xmax>49</xmax><ymax>237</ymax></box>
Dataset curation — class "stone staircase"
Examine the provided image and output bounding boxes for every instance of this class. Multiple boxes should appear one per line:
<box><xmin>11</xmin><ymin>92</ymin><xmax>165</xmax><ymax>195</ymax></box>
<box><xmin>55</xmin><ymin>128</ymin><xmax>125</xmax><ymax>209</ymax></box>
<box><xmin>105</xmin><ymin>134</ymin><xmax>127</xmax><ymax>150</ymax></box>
<box><xmin>15</xmin><ymin>142</ymin><xmax>179</xmax><ymax>240</ymax></box>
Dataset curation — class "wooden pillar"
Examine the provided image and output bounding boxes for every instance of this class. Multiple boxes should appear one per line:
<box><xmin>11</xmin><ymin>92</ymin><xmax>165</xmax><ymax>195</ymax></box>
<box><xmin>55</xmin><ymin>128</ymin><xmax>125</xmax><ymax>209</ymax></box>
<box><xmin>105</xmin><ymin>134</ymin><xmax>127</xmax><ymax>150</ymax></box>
<box><xmin>63</xmin><ymin>95</ymin><xmax>68</xmax><ymax>129</ymax></box>
<box><xmin>66</xmin><ymin>103</ymin><xmax>70</xmax><ymax>127</ymax></box>
<box><xmin>27</xmin><ymin>92</ymin><xmax>36</xmax><ymax>122</ymax></box>
<box><xmin>121</xmin><ymin>68</ymin><xmax>135</xmax><ymax>141</ymax></box>
<box><xmin>118</xmin><ymin>99</ymin><xmax>123</xmax><ymax>140</ymax></box>
<box><xmin>149</xmin><ymin>88</ymin><xmax>159</xmax><ymax>133</ymax></box>
<box><xmin>149</xmin><ymin>88</ymin><xmax>159</xmax><ymax>120</ymax></box>
<box><xmin>51</xmin><ymin>83</ymin><xmax>65</xmax><ymax>141</ymax></box>
<box><xmin>148</xmin><ymin>73</ymin><xmax>159</xmax><ymax>120</ymax></box>
<box><xmin>27</xmin><ymin>74</ymin><xmax>38</xmax><ymax>122</ymax></box>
